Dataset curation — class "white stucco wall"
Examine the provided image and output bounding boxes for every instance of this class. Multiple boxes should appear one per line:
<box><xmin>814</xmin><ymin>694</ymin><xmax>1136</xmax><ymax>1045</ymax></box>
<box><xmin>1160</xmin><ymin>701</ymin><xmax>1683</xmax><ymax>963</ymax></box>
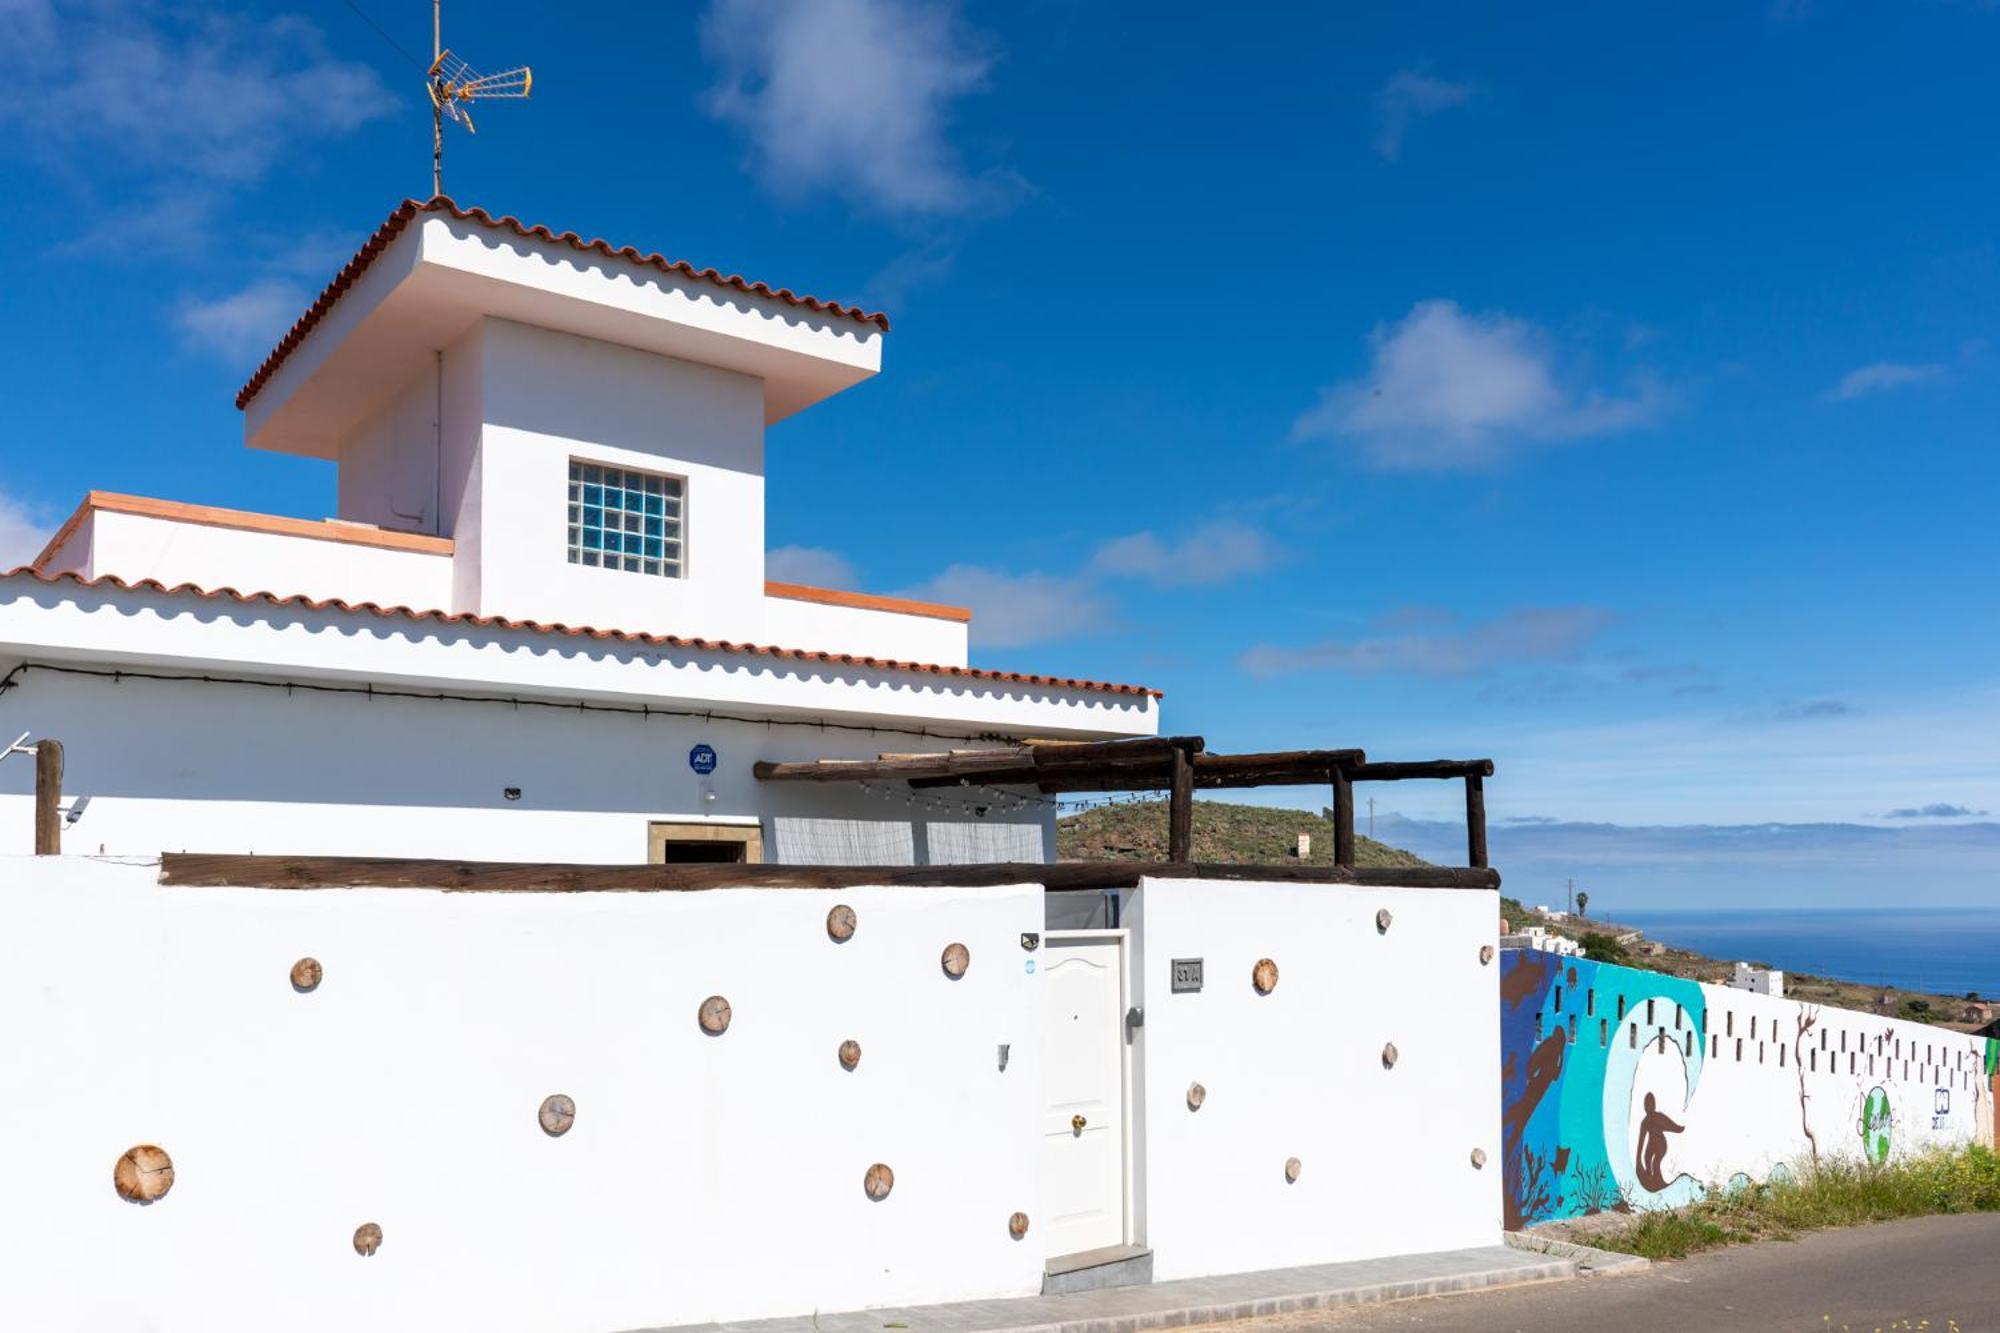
<box><xmin>337</xmin><ymin>370</ymin><xmax>443</xmax><ymax>535</ymax></box>
<box><xmin>0</xmin><ymin>667</ymin><xmax>1057</xmax><ymax>862</ymax></box>
<box><xmin>66</xmin><ymin>509</ymin><xmax>456</xmax><ymax>609</ymax></box>
<box><xmin>1131</xmin><ymin>877</ymin><xmax>1502</xmax><ymax>1279</ymax></box>
<box><xmin>0</xmin><ymin>856</ymin><xmax>1045</xmax><ymax>1333</ymax></box>
<box><xmin>466</xmin><ymin>318</ymin><xmax>771</xmax><ymax>640</ymax></box>
<box><xmin>759</xmin><ymin>591</ymin><xmax>968</xmax><ymax>670</ymax></box>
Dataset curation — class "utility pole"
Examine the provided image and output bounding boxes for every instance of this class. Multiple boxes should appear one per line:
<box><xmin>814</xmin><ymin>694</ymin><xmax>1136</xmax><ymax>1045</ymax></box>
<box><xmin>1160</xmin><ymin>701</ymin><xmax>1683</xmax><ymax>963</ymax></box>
<box><xmin>1567</xmin><ymin>877</ymin><xmax>1574</xmax><ymax>916</ymax></box>
<box><xmin>1367</xmin><ymin>796</ymin><xmax>1375</xmax><ymax>839</ymax></box>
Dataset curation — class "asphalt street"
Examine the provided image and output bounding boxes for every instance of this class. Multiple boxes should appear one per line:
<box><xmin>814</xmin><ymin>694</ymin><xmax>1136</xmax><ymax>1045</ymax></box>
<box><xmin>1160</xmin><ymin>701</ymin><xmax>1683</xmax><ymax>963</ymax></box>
<box><xmin>1190</xmin><ymin>1214</ymin><xmax>2000</xmax><ymax>1333</ymax></box>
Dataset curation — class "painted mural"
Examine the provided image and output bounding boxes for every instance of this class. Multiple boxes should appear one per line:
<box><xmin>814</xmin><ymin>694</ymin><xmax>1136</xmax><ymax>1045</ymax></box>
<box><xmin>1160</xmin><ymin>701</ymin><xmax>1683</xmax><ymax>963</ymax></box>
<box><xmin>1500</xmin><ymin>952</ymin><xmax>1990</xmax><ymax>1227</ymax></box>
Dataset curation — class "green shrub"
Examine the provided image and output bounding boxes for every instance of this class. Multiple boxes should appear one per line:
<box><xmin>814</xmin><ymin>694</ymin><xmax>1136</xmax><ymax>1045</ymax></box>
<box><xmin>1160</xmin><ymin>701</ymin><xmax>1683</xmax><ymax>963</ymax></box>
<box><xmin>1586</xmin><ymin>1146</ymin><xmax>2000</xmax><ymax>1260</ymax></box>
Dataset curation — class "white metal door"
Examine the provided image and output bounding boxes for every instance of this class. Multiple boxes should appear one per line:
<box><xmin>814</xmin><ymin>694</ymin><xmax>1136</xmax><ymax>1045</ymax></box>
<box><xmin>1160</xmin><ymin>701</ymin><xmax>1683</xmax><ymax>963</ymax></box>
<box><xmin>1039</xmin><ymin>934</ymin><xmax>1126</xmax><ymax>1258</ymax></box>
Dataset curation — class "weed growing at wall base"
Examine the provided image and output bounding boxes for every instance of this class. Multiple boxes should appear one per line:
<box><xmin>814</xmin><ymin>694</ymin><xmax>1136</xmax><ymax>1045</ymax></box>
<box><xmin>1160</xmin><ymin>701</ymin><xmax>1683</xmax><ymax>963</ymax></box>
<box><xmin>1587</xmin><ymin>1146</ymin><xmax>2000</xmax><ymax>1261</ymax></box>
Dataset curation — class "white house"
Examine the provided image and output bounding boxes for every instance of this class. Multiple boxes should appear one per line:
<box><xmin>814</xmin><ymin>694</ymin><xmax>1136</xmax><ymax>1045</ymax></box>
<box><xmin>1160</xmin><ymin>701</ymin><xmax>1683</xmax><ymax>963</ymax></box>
<box><xmin>1727</xmin><ymin>960</ymin><xmax>1786</xmax><ymax>998</ymax></box>
<box><xmin>0</xmin><ymin>199</ymin><xmax>1511</xmax><ymax>1333</ymax></box>
<box><xmin>1500</xmin><ymin>923</ymin><xmax>1583</xmax><ymax>957</ymax></box>
<box><xmin>1</xmin><ymin>199</ymin><xmax>1160</xmax><ymax>864</ymax></box>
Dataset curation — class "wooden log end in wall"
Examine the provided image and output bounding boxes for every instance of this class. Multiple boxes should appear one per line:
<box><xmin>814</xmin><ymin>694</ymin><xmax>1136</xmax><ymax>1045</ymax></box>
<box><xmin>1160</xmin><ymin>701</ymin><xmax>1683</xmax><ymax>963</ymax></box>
<box><xmin>827</xmin><ymin>903</ymin><xmax>857</xmax><ymax>942</ymax></box>
<box><xmin>1186</xmin><ymin>1081</ymin><xmax>1206</xmax><ymax>1111</ymax></box>
<box><xmin>1381</xmin><ymin>1042</ymin><xmax>1400</xmax><ymax>1069</ymax></box>
<box><xmin>290</xmin><ymin>957</ymin><xmax>323</xmax><ymax>992</ymax></box>
<box><xmin>1009</xmin><ymin>1211</ymin><xmax>1030</xmax><ymax>1240</ymax></box>
<box><xmin>1284</xmin><ymin>1156</ymin><xmax>1302</xmax><ymax>1184</ymax></box>
<box><xmin>1479</xmin><ymin>944</ymin><xmax>1496</xmax><ymax>965</ymax></box>
<box><xmin>113</xmin><ymin>1145</ymin><xmax>174</xmax><ymax>1204</ymax></box>
<box><xmin>839</xmin><ymin>1039</ymin><xmax>862</xmax><ymax>1071</ymax></box>
<box><xmin>538</xmin><ymin>1094</ymin><xmax>576</xmax><ymax>1137</ymax></box>
<box><xmin>1375</xmin><ymin>908</ymin><xmax>1393</xmax><ymax>935</ymax></box>
<box><xmin>1251</xmin><ymin>958</ymin><xmax>1279</xmax><ymax>995</ymax></box>
<box><xmin>864</xmin><ymin>1162</ymin><xmax>895</xmax><ymax>1201</ymax></box>
<box><xmin>941</xmin><ymin>942</ymin><xmax>970</xmax><ymax>979</ymax></box>
<box><xmin>353</xmin><ymin>1222</ymin><xmax>383</xmax><ymax>1257</ymax></box>
<box><xmin>1470</xmin><ymin>1147</ymin><xmax>1488</xmax><ymax>1169</ymax></box>
<box><xmin>699</xmin><ymin>995</ymin><xmax>733</xmax><ymax>1035</ymax></box>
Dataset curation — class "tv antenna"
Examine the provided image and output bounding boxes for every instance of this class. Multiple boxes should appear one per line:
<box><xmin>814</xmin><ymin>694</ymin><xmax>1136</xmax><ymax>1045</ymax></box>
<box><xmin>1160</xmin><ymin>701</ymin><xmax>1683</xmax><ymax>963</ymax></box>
<box><xmin>427</xmin><ymin>0</ymin><xmax>532</xmax><ymax>197</ymax></box>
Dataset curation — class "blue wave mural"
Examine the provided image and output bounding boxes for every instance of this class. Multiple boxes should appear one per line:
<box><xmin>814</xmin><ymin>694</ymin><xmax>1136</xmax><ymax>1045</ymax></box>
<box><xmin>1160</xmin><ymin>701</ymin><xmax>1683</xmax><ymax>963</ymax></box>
<box><xmin>1500</xmin><ymin>951</ymin><xmax>1708</xmax><ymax>1227</ymax></box>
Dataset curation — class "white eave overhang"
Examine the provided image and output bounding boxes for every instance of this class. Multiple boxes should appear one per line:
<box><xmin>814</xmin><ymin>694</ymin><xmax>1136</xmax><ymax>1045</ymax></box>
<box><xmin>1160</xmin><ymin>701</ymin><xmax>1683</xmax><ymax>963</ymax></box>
<box><xmin>0</xmin><ymin>578</ymin><xmax>1159</xmax><ymax>741</ymax></box>
<box><xmin>244</xmin><ymin>211</ymin><xmax>885</xmax><ymax>459</ymax></box>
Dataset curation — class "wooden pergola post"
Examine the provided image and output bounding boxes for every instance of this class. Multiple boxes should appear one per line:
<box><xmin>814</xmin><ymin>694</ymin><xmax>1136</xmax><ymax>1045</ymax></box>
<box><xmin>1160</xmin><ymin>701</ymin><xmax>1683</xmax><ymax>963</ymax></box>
<box><xmin>34</xmin><ymin>739</ymin><xmax>62</xmax><ymax>856</ymax></box>
<box><xmin>1330</xmin><ymin>767</ymin><xmax>1355</xmax><ymax>868</ymax></box>
<box><xmin>1167</xmin><ymin>743</ymin><xmax>1194</xmax><ymax>862</ymax></box>
<box><xmin>1464</xmin><ymin>772</ymin><xmax>1488</xmax><ymax>869</ymax></box>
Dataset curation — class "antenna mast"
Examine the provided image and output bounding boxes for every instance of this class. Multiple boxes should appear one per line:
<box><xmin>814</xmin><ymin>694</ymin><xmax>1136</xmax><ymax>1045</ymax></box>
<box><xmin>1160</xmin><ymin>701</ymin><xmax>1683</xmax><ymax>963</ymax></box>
<box><xmin>432</xmin><ymin>0</ymin><xmax>442</xmax><ymax>196</ymax></box>
<box><xmin>426</xmin><ymin>0</ymin><xmax>533</xmax><ymax>197</ymax></box>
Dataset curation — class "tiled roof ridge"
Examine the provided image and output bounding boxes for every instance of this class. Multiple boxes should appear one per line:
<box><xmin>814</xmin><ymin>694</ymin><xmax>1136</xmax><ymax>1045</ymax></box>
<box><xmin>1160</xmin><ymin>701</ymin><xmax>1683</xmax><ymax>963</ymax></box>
<box><xmin>0</xmin><ymin>567</ymin><xmax>1161</xmax><ymax>700</ymax></box>
<box><xmin>234</xmin><ymin>196</ymin><xmax>892</xmax><ymax>411</ymax></box>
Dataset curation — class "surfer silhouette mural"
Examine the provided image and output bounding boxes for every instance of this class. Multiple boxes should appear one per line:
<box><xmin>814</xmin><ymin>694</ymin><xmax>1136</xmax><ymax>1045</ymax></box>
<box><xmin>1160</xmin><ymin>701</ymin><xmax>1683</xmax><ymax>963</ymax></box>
<box><xmin>1634</xmin><ymin>1092</ymin><xmax>1686</xmax><ymax>1191</ymax></box>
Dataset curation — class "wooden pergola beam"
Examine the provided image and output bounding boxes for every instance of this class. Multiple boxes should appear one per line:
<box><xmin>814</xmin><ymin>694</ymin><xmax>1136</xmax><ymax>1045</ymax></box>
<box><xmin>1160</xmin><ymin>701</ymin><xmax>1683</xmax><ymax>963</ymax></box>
<box><xmin>751</xmin><ymin>740</ymin><xmax>1496</xmax><ymax>876</ymax></box>
<box><xmin>750</xmin><ymin>735</ymin><xmax>1207</xmax><ymax>786</ymax></box>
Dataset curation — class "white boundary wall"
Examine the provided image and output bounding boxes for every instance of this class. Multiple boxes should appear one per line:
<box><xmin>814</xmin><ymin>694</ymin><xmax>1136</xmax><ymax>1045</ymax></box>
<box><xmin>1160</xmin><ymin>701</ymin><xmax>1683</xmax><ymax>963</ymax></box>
<box><xmin>0</xmin><ymin>857</ymin><xmax>1045</xmax><ymax>1333</ymax></box>
<box><xmin>1131</xmin><ymin>877</ymin><xmax>1501</xmax><ymax>1278</ymax></box>
<box><xmin>0</xmin><ymin>861</ymin><xmax>1507</xmax><ymax>1333</ymax></box>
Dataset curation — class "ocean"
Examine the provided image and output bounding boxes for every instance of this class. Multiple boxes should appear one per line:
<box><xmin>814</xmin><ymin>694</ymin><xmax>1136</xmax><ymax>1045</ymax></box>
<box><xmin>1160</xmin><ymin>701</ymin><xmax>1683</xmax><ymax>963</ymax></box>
<box><xmin>1612</xmin><ymin>908</ymin><xmax>2000</xmax><ymax>1002</ymax></box>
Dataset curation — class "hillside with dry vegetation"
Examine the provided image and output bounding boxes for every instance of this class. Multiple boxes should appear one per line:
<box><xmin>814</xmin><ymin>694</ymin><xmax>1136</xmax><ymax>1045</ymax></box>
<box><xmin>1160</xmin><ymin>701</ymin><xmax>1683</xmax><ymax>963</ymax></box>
<box><xmin>1056</xmin><ymin>798</ymin><xmax>1428</xmax><ymax>868</ymax></box>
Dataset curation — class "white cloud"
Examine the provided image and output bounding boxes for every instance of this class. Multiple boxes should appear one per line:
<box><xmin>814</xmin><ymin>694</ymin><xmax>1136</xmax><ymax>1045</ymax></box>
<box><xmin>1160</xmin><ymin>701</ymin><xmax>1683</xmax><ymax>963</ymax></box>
<box><xmin>1375</xmin><ymin>681</ymin><xmax>2000</xmax><ymax>833</ymax></box>
<box><xmin>899</xmin><ymin>564</ymin><xmax>1112</xmax><ymax>648</ymax></box>
<box><xmin>0</xmin><ymin>484</ymin><xmax>57</xmax><ymax>570</ymax></box>
<box><xmin>0</xmin><ymin>4</ymin><xmax>395</xmax><ymax>184</ymax></box>
<box><xmin>766</xmin><ymin>545</ymin><xmax>859</xmax><ymax>589</ymax></box>
<box><xmin>1293</xmin><ymin>299</ymin><xmax>1665</xmax><ymax>469</ymax></box>
<box><xmin>1091</xmin><ymin>519</ymin><xmax>1280</xmax><ymax>587</ymax></box>
<box><xmin>1375</xmin><ymin>69</ymin><xmax>1472</xmax><ymax>161</ymax></box>
<box><xmin>1240</xmin><ymin>605</ymin><xmax>1613</xmax><ymax>678</ymax></box>
<box><xmin>1826</xmin><ymin>361</ymin><xmax>1948</xmax><ymax>402</ymax></box>
<box><xmin>175</xmin><ymin>279</ymin><xmax>307</xmax><ymax>363</ymax></box>
<box><xmin>701</xmin><ymin>0</ymin><xmax>1004</xmax><ymax>217</ymax></box>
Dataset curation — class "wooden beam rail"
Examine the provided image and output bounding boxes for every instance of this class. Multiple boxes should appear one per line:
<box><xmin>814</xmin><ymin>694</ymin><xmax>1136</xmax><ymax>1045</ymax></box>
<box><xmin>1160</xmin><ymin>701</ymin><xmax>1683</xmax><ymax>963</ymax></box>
<box><xmin>158</xmin><ymin>852</ymin><xmax>1500</xmax><ymax>893</ymax></box>
<box><xmin>751</xmin><ymin>739</ymin><xmax>1495</xmax><ymax>876</ymax></box>
<box><xmin>1331</xmin><ymin>758</ymin><xmax>1494</xmax><ymax>871</ymax></box>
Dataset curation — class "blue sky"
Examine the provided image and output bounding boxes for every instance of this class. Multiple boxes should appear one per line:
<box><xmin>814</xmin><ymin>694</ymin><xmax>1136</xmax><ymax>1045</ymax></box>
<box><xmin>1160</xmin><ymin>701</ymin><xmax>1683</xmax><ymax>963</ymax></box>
<box><xmin>1</xmin><ymin>1</ymin><xmax>1996</xmax><ymax>904</ymax></box>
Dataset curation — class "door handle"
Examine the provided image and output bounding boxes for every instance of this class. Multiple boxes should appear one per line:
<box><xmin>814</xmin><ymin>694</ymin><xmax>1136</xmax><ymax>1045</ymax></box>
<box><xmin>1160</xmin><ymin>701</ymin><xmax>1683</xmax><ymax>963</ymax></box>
<box><xmin>1072</xmin><ymin>1114</ymin><xmax>1087</xmax><ymax>1132</ymax></box>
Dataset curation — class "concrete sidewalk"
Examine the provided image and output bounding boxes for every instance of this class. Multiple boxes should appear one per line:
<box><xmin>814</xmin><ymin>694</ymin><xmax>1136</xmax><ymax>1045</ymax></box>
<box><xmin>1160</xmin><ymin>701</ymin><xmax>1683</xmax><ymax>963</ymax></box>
<box><xmin>623</xmin><ymin>1244</ymin><xmax>1578</xmax><ymax>1333</ymax></box>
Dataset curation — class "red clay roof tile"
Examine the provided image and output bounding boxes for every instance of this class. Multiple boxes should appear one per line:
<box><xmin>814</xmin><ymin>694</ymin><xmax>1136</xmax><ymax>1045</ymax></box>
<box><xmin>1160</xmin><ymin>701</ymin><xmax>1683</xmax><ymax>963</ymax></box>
<box><xmin>0</xmin><ymin>567</ymin><xmax>1161</xmax><ymax>700</ymax></box>
<box><xmin>234</xmin><ymin>196</ymin><xmax>891</xmax><ymax>411</ymax></box>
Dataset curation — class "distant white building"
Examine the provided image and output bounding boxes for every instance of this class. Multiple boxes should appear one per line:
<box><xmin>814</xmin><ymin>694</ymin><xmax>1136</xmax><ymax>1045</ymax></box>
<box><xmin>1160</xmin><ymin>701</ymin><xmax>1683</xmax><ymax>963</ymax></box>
<box><xmin>1726</xmin><ymin>961</ymin><xmax>1786</xmax><ymax>998</ymax></box>
<box><xmin>1532</xmin><ymin>905</ymin><xmax>1569</xmax><ymax>921</ymax></box>
<box><xmin>1501</xmin><ymin>924</ymin><xmax>1583</xmax><ymax>957</ymax></box>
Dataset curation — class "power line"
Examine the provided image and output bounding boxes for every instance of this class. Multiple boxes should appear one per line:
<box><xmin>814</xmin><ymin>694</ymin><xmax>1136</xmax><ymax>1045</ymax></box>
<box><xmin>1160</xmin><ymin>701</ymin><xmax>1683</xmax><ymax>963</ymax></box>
<box><xmin>0</xmin><ymin>661</ymin><xmax>1023</xmax><ymax>747</ymax></box>
<box><xmin>337</xmin><ymin>0</ymin><xmax>426</xmax><ymax>70</ymax></box>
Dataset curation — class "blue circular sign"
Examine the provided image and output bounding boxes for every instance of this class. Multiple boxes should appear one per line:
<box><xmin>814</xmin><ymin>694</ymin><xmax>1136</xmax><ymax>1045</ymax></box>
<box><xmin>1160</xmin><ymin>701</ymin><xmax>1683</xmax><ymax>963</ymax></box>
<box><xmin>689</xmin><ymin>743</ymin><xmax>718</xmax><ymax>775</ymax></box>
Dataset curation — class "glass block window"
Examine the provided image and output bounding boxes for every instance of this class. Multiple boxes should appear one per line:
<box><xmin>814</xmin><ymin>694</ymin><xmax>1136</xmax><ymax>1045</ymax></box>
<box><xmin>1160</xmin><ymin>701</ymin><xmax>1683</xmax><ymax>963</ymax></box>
<box><xmin>568</xmin><ymin>461</ymin><xmax>683</xmax><ymax>576</ymax></box>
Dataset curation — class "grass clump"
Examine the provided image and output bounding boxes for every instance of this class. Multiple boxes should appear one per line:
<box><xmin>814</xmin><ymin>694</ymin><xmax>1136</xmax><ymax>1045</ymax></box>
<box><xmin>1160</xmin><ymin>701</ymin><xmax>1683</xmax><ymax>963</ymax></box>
<box><xmin>1588</xmin><ymin>1146</ymin><xmax>2000</xmax><ymax>1261</ymax></box>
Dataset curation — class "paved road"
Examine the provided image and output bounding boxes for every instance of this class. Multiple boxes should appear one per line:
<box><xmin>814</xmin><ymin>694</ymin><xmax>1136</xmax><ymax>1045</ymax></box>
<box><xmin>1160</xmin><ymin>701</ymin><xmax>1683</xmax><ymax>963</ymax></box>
<box><xmin>1193</xmin><ymin>1214</ymin><xmax>2000</xmax><ymax>1333</ymax></box>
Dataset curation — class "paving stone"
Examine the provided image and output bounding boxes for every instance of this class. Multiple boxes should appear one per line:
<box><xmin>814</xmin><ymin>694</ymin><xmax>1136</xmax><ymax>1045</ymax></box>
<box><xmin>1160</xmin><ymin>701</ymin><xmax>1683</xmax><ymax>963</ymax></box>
<box><xmin>619</xmin><ymin>1245</ymin><xmax>1576</xmax><ymax>1333</ymax></box>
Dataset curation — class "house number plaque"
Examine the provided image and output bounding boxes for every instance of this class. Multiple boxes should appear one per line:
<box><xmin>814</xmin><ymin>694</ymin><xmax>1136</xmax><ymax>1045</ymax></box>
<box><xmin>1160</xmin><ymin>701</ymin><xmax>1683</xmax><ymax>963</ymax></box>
<box><xmin>1171</xmin><ymin>958</ymin><xmax>1204</xmax><ymax>993</ymax></box>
